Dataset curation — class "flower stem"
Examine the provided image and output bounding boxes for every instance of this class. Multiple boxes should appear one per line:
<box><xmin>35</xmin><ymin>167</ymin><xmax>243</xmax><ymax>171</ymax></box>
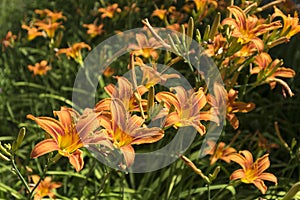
<box><xmin>29</xmin><ymin>155</ymin><xmax>54</xmax><ymax>199</ymax></box>
<box><xmin>11</xmin><ymin>155</ymin><xmax>31</xmax><ymax>194</ymax></box>
<box><xmin>207</xmin><ymin>183</ymin><xmax>211</xmax><ymax>200</ymax></box>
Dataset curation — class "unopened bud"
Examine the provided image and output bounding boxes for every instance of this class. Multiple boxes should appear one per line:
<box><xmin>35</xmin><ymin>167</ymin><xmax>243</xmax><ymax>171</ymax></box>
<box><xmin>187</xmin><ymin>17</ymin><xmax>194</xmax><ymax>48</ymax></box>
<box><xmin>12</xmin><ymin>127</ymin><xmax>26</xmax><ymax>152</ymax></box>
<box><xmin>209</xmin><ymin>13</ymin><xmax>220</xmax><ymax>40</ymax></box>
<box><xmin>267</xmin><ymin>37</ymin><xmax>289</xmax><ymax>49</ymax></box>
<box><xmin>209</xmin><ymin>166</ymin><xmax>220</xmax><ymax>182</ymax></box>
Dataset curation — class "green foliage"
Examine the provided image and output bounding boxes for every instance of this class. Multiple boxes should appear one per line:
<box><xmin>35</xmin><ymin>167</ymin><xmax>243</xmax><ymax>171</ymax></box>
<box><xmin>1</xmin><ymin>0</ymin><xmax>300</xmax><ymax>199</ymax></box>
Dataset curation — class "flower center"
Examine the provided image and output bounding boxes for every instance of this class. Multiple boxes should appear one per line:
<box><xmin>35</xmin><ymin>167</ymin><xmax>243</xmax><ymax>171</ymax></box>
<box><xmin>241</xmin><ymin>168</ymin><xmax>257</xmax><ymax>183</ymax></box>
<box><xmin>114</xmin><ymin>127</ymin><xmax>133</xmax><ymax>147</ymax></box>
<box><xmin>58</xmin><ymin>126</ymin><xmax>83</xmax><ymax>156</ymax></box>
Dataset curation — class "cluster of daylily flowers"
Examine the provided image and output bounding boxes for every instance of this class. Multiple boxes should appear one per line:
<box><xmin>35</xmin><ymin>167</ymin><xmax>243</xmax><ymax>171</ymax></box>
<box><xmin>1</xmin><ymin>0</ymin><xmax>300</xmax><ymax>199</ymax></box>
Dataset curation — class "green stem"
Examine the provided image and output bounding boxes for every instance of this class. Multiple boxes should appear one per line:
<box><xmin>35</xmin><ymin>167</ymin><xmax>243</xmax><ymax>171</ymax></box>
<box><xmin>11</xmin><ymin>155</ymin><xmax>31</xmax><ymax>194</ymax></box>
<box><xmin>29</xmin><ymin>156</ymin><xmax>54</xmax><ymax>199</ymax></box>
<box><xmin>97</xmin><ymin>169</ymin><xmax>111</xmax><ymax>195</ymax></box>
<box><xmin>207</xmin><ymin>184</ymin><xmax>211</xmax><ymax>200</ymax></box>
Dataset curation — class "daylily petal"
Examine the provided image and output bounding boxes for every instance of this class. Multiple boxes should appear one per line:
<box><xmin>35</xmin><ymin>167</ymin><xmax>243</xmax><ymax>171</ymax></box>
<box><xmin>98</xmin><ymin>113</ymin><xmax>112</xmax><ymax>130</ymax></box>
<box><xmin>114</xmin><ymin>76</ymin><xmax>133</xmax><ymax>102</ymax></box>
<box><xmin>273</xmin><ymin>67</ymin><xmax>296</xmax><ymax>78</ymax></box>
<box><xmin>53</xmin><ymin>107</ymin><xmax>73</xmax><ymax>129</ymax></box>
<box><xmin>192</xmin><ymin>88</ymin><xmax>207</xmax><ymax>112</ymax></box>
<box><xmin>230</xmin><ymin>169</ymin><xmax>246</xmax><ymax>180</ymax></box>
<box><xmin>127</xmin><ymin>115</ymin><xmax>144</xmax><ymax>132</ymax></box>
<box><xmin>76</xmin><ymin>109</ymin><xmax>101</xmax><ymax>140</ymax></box>
<box><xmin>156</xmin><ymin>91</ymin><xmax>181</xmax><ymax>111</ymax></box>
<box><xmin>111</xmin><ymin>98</ymin><xmax>127</xmax><ymax>132</ymax></box>
<box><xmin>259</xmin><ymin>172</ymin><xmax>278</xmax><ymax>184</ymax></box>
<box><xmin>120</xmin><ymin>145</ymin><xmax>135</xmax><ymax>167</ymax></box>
<box><xmin>251</xmin><ymin>37</ymin><xmax>264</xmax><ymax>52</ymax></box>
<box><xmin>210</xmin><ymin>156</ymin><xmax>218</xmax><ymax>165</ymax></box>
<box><xmin>223</xmin><ymin>147</ymin><xmax>237</xmax><ymax>155</ymax></box>
<box><xmin>171</xmin><ymin>87</ymin><xmax>189</xmax><ymax>107</ymax></box>
<box><xmin>240</xmin><ymin>150</ymin><xmax>253</xmax><ymax>167</ymax></box>
<box><xmin>165</xmin><ymin>112</ymin><xmax>181</xmax><ymax>127</ymax></box>
<box><xmin>253</xmin><ymin>21</ymin><xmax>282</xmax><ymax>36</ymax></box>
<box><xmin>131</xmin><ymin>127</ymin><xmax>164</xmax><ymax>144</ymax></box>
<box><xmin>190</xmin><ymin>120</ymin><xmax>206</xmax><ymax>136</ymax></box>
<box><xmin>256</xmin><ymin>154</ymin><xmax>270</xmax><ymax>174</ymax></box>
<box><xmin>27</xmin><ymin>115</ymin><xmax>63</xmax><ymax>141</ymax></box>
<box><xmin>222</xmin><ymin>18</ymin><xmax>239</xmax><ymax>28</ymax></box>
<box><xmin>253</xmin><ymin>179</ymin><xmax>267</xmax><ymax>194</ymax></box>
<box><xmin>31</xmin><ymin>175</ymin><xmax>40</xmax><ymax>184</ymax></box>
<box><xmin>30</xmin><ymin>139</ymin><xmax>59</xmax><ymax>158</ymax></box>
<box><xmin>232</xmin><ymin>101</ymin><xmax>255</xmax><ymax>113</ymax></box>
<box><xmin>94</xmin><ymin>98</ymin><xmax>112</xmax><ymax>112</ymax></box>
<box><xmin>226</xmin><ymin>113</ymin><xmax>239</xmax><ymax>129</ymax></box>
<box><xmin>199</xmin><ymin>111</ymin><xmax>219</xmax><ymax>124</ymax></box>
<box><xmin>104</xmin><ymin>84</ymin><xmax>115</xmax><ymax>96</ymax></box>
<box><xmin>250</xmin><ymin>66</ymin><xmax>261</xmax><ymax>74</ymax></box>
<box><xmin>227</xmin><ymin>6</ymin><xmax>247</xmax><ymax>30</ymax></box>
<box><xmin>68</xmin><ymin>149</ymin><xmax>84</xmax><ymax>172</ymax></box>
<box><xmin>228</xmin><ymin>153</ymin><xmax>247</xmax><ymax>169</ymax></box>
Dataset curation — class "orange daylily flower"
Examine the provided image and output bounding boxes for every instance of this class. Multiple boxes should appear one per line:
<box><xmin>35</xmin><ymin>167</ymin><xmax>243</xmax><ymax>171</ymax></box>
<box><xmin>34</xmin><ymin>19</ymin><xmax>63</xmax><ymax>39</ymax></box>
<box><xmin>257</xmin><ymin>131</ymin><xmax>279</xmax><ymax>152</ymax></box>
<box><xmin>188</xmin><ymin>0</ymin><xmax>217</xmax><ymax>13</ymax></box>
<box><xmin>30</xmin><ymin>175</ymin><xmax>62</xmax><ymax>200</ymax></box>
<box><xmin>129</xmin><ymin>33</ymin><xmax>162</xmax><ymax>60</ymax></box>
<box><xmin>152</xmin><ymin>9</ymin><xmax>167</xmax><ymax>20</ymax></box>
<box><xmin>166</xmin><ymin>23</ymin><xmax>181</xmax><ymax>31</ymax></box>
<box><xmin>83</xmin><ymin>23</ymin><xmax>105</xmax><ymax>38</ymax></box>
<box><xmin>222</xmin><ymin>6</ymin><xmax>282</xmax><ymax>51</ymax></box>
<box><xmin>156</xmin><ymin>86</ymin><xmax>218</xmax><ymax>135</ymax></box>
<box><xmin>206</xmin><ymin>141</ymin><xmax>236</xmax><ymax>165</ymax></box>
<box><xmin>233</xmin><ymin>42</ymin><xmax>258</xmax><ymax>58</ymax></box>
<box><xmin>99</xmin><ymin>98</ymin><xmax>164</xmax><ymax>167</ymax></box>
<box><xmin>28</xmin><ymin>60</ymin><xmax>51</xmax><ymax>76</ymax></box>
<box><xmin>272</xmin><ymin>6</ymin><xmax>300</xmax><ymax>39</ymax></box>
<box><xmin>134</xmin><ymin>57</ymin><xmax>180</xmax><ymax>88</ymax></box>
<box><xmin>208</xmin><ymin>83</ymin><xmax>255</xmax><ymax>129</ymax></box>
<box><xmin>168</xmin><ymin>6</ymin><xmax>186</xmax><ymax>24</ymax></box>
<box><xmin>56</xmin><ymin>42</ymin><xmax>91</xmax><ymax>64</ymax></box>
<box><xmin>98</xmin><ymin>3</ymin><xmax>121</xmax><ymax>19</ymax></box>
<box><xmin>1</xmin><ymin>31</ymin><xmax>16</xmax><ymax>51</ymax></box>
<box><xmin>230</xmin><ymin>150</ymin><xmax>277</xmax><ymax>194</ymax></box>
<box><xmin>251</xmin><ymin>52</ymin><xmax>295</xmax><ymax>97</ymax></box>
<box><xmin>35</xmin><ymin>9</ymin><xmax>66</xmax><ymax>22</ymax></box>
<box><xmin>205</xmin><ymin>33</ymin><xmax>227</xmax><ymax>57</ymax></box>
<box><xmin>21</xmin><ymin>24</ymin><xmax>44</xmax><ymax>41</ymax></box>
<box><xmin>103</xmin><ymin>66</ymin><xmax>115</xmax><ymax>77</ymax></box>
<box><xmin>27</xmin><ymin>107</ymin><xmax>112</xmax><ymax>172</ymax></box>
<box><xmin>226</xmin><ymin>89</ymin><xmax>255</xmax><ymax>129</ymax></box>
